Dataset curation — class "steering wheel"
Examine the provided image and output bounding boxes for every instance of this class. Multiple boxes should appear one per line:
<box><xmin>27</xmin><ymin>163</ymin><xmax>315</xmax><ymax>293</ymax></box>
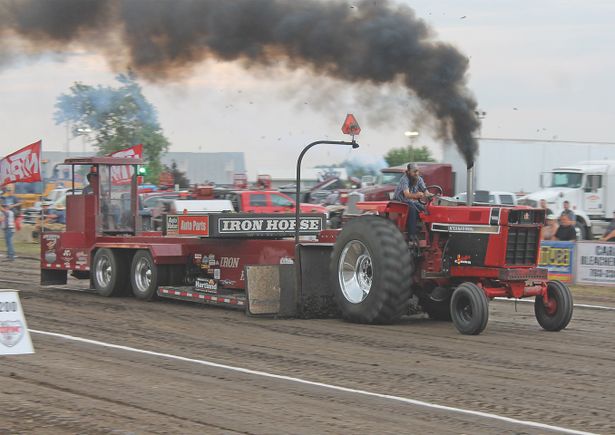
<box><xmin>419</xmin><ymin>185</ymin><xmax>443</xmax><ymax>205</ymax></box>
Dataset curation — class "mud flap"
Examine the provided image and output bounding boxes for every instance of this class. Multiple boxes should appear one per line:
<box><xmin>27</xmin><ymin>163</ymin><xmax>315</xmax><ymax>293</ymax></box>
<box><xmin>295</xmin><ymin>243</ymin><xmax>339</xmax><ymax>319</ymax></box>
<box><xmin>245</xmin><ymin>265</ymin><xmax>296</xmax><ymax>317</ymax></box>
<box><xmin>41</xmin><ymin>269</ymin><xmax>67</xmax><ymax>286</ymax></box>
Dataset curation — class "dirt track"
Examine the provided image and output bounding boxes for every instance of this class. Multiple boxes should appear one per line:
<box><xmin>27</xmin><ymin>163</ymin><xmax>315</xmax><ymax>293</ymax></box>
<box><xmin>1</xmin><ymin>257</ymin><xmax>614</xmax><ymax>434</ymax></box>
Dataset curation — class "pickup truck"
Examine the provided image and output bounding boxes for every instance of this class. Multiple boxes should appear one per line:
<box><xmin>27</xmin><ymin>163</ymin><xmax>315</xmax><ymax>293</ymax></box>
<box><xmin>216</xmin><ymin>190</ymin><xmax>328</xmax><ymax>215</ymax></box>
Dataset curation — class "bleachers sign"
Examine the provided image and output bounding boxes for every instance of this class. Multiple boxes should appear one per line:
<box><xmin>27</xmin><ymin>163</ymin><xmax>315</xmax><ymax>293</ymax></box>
<box><xmin>575</xmin><ymin>241</ymin><xmax>615</xmax><ymax>286</ymax></box>
<box><xmin>0</xmin><ymin>290</ymin><xmax>34</xmax><ymax>355</ymax></box>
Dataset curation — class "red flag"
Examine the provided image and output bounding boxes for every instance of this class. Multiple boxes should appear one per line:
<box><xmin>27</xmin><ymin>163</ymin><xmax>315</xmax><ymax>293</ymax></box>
<box><xmin>0</xmin><ymin>140</ymin><xmax>42</xmax><ymax>187</ymax></box>
<box><xmin>108</xmin><ymin>144</ymin><xmax>143</xmax><ymax>185</ymax></box>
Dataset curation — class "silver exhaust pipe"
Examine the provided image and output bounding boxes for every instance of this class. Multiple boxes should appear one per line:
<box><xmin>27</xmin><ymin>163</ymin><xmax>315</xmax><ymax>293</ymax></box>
<box><xmin>466</xmin><ymin>163</ymin><xmax>474</xmax><ymax>206</ymax></box>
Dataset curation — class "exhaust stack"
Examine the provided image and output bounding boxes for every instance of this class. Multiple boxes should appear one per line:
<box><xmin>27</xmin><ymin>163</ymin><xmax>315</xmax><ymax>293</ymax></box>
<box><xmin>466</xmin><ymin>164</ymin><xmax>474</xmax><ymax>206</ymax></box>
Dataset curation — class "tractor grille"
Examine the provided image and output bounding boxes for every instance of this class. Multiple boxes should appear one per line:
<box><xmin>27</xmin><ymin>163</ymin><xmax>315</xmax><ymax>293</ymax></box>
<box><xmin>506</xmin><ymin>227</ymin><xmax>539</xmax><ymax>265</ymax></box>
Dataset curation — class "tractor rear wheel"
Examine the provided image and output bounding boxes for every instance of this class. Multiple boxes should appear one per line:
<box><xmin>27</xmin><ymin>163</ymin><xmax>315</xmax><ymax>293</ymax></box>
<box><xmin>330</xmin><ymin>216</ymin><xmax>413</xmax><ymax>324</ymax></box>
<box><xmin>450</xmin><ymin>282</ymin><xmax>489</xmax><ymax>335</ymax></box>
<box><xmin>534</xmin><ymin>280</ymin><xmax>573</xmax><ymax>331</ymax></box>
<box><xmin>92</xmin><ymin>248</ymin><xmax>129</xmax><ymax>297</ymax></box>
<box><xmin>130</xmin><ymin>250</ymin><xmax>164</xmax><ymax>300</ymax></box>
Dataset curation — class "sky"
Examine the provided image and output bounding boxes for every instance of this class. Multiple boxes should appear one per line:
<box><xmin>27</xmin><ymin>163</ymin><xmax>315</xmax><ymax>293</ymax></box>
<box><xmin>1</xmin><ymin>0</ymin><xmax>614</xmax><ymax>179</ymax></box>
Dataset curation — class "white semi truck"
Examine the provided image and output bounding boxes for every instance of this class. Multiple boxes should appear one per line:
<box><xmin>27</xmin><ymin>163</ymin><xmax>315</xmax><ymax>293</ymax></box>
<box><xmin>519</xmin><ymin>160</ymin><xmax>615</xmax><ymax>239</ymax></box>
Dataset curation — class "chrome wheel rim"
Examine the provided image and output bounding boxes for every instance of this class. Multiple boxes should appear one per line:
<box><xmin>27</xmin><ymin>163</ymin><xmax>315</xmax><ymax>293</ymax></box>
<box><xmin>338</xmin><ymin>240</ymin><xmax>373</xmax><ymax>304</ymax></box>
<box><xmin>96</xmin><ymin>256</ymin><xmax>112</xmax><ymax>287</ymax></box>
<box><xmin>134</xmin><ymin>257</ymin><xmax>152</xmax><ymax>293</ymax></box>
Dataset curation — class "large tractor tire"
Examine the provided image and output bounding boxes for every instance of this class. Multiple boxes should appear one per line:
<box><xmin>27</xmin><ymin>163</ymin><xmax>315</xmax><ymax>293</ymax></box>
<box><xmin>534</xmin><ymin>280</ymin><xmax>573</xmax><ymax>331</ymax></box>
<box><xmin>130</xmin><ymin>250</ymin><xmax>165</xmax><ymax>301</ymax></box>
<box><xmin>421</xmin><ymin>286</ymin><xmax>453</xmax><ymax>321</ymax></box>
<box><xmin>330</xmin><ymin>216</ymin><xmax>413</xmax><ymax>324</ymax></box>
<box><xmin>92</xmin><ymin>248</ymin><xmax>129</xmax><ymax>297</ymax></box>
<box><xmin>450</xmin><ymin>282</ymin><xmax>489</xmax><ymax>335</ymax></box>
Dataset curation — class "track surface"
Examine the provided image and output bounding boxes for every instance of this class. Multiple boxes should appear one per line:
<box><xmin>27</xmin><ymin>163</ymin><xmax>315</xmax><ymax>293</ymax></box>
<box><xmin>1</xmin><ymin>257</ymin><xmax>614</xmax><ymax>434</ymax></box>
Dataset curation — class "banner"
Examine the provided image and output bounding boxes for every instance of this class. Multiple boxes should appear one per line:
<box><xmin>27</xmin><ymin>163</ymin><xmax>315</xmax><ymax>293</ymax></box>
<box><xmin>538</xmin><ymin>240</ymin><xmax>575</xmax><ymax>282</ymax></box>
<box><xmin>109</xmin><ymin>144</ymin><xmax>142</xmax><ymax>185</ymax></box>
<box><xmin>0</xmin><ymin>140</ymin><xmax>42</xmax><ymax>187</ymax></box>
<box><xmin>575</xmin><ymin>241</ymin><xmax>615</xmax><ymax>286</ymax></box>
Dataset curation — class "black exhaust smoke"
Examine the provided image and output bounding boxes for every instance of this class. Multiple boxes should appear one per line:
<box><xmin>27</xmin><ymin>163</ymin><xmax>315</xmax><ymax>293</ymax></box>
<box><xmin>0</xmin><ymin>0</ymin><xmax>480</xmax><ymax>164</ymax></box>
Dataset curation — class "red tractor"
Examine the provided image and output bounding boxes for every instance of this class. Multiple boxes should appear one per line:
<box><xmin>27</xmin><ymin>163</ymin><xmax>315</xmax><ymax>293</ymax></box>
<box><xmin>327</xmin><ymin>185</ymin><xmax>573</xmax><ymax>335</ymax></box>
<box><xmin>40</xmin><ymin>155</ymin><xmax>572</xmax><ymax>336</ymax></box>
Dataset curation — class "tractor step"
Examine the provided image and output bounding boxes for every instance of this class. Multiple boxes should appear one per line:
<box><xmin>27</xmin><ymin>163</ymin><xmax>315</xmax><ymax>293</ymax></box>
<box><xmin>157</xmin><ymin>286</ymin><xmax>246</xmax><ymax>310</ymax></box>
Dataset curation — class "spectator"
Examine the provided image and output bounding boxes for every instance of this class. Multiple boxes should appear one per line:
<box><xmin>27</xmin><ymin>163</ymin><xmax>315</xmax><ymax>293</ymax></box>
<box><xmin>1</xmin><ymin>184</ymin><xmax>21</xmax><ymax>218</ymax></box>
<box><xmin>539</xmin><ymin>199</ymin><xmax>553</xmax><ymax>215</ymax></box>
<box><xmin>542</xmin><ymin>214</ymin><xmax>559</xmax><ymax>240</ymax></box>
<box><xmin>554</xmin><ymin>214</ymin><xmax>576</xmax><ymax>241</ymax></box>
<box><xmin>560</xmin><ymin>200</ymin><xmax>576</xmax><ymax>223</ymax></box>
<box><xmin>0</xmin><ymin>200</ymin><xmax>16</xmax><ymax>261</ymax></box>
<box><xmin>600</xmin><ymin>211</ymin><xmax>615</xmax><ymax>242</ymax></box>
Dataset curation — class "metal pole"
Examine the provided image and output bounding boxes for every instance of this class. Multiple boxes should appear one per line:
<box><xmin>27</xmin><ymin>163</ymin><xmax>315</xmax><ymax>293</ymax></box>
<box><xmin>295</xmin><ymin>139</ymin><xmax>359</xmax><ymax>245</ymax></box>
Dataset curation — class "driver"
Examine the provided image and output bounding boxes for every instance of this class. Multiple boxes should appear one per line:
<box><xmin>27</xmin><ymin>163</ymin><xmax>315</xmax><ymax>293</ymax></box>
<box><xmin>393</xmin><ymin>163</ymin><xmax>428</xmax><ymax>241</ymax></box>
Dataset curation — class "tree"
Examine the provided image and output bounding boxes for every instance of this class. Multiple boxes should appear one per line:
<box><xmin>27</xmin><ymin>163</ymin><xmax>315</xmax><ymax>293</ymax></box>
<box><xmin>384</xmin><ymin>145</ymin><xmax>435</xmax><ymax>167</ymax></box>
<box><xmin>54</xmin><ymin>72</ymin><xmax>170</xmax><ymax>183</ymax></box>
<box><xmin>164</xmin><ymin>160</ymin><xmax>190</xmax><ymax>188</ymax></box>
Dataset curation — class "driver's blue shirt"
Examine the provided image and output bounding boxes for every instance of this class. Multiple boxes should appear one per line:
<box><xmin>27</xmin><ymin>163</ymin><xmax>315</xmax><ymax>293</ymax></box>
<box><xmin>394</xmin><ymin>175</ymin><xmax>426</xmax><ymax>205</ymax></box>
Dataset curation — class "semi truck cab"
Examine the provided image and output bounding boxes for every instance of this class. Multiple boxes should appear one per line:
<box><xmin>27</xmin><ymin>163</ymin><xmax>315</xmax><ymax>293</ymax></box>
<box><xmin>520</xmin><ymin>160</ymin><xmax>615</xmax><ymax>239</ymax></box>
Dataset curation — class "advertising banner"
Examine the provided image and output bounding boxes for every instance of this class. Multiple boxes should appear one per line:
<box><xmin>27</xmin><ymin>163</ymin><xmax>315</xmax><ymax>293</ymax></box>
<box><xmin>538</xmin><ymin>241</ymin><xmax>575</xmax><ymax>283</ymax></box>
<box><xmin>0</xmin><ymin>140</ymin><xmax>42</xmax><ymax>187</ymax></box>
<box><xmin>575</xmin><ymin>241</ymin><xmax>615</xmax><ymax>285</ymax></box>
<box><xmin>109</xmin><ymin>144</ymin><xmax>142</xmax><ymax>185</ymax></box>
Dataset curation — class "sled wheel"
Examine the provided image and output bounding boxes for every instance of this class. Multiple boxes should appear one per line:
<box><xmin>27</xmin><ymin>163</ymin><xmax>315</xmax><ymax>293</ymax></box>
<box><xmin>450</xmin><ymin>282</ymin><xmax>489</xmax><ymax>335</ymax></box>
<box><xmin>330</xmin><ymin>216</ymin><xmax>413</xmax><ymax>324</ymax></box>
<box><xmin>534</xmin><ymin>280</ymin><xmax>573</xmax><ymax>331</ymax></box>
<box><xmin>131</xmin><ymin>250</ymin><xmax>165</xmax><ymax>300</ymax></box>
<box><xmin>92</xmin><ymin>248</ymin><xmax>128</xmax><ymax>297</ymax></box>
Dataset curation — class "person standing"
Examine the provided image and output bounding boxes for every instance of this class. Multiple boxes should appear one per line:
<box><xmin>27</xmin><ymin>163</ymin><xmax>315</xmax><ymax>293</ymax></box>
<box><xmin>393</xmin><ymin>163</ymin><xmax>427</xmax><ymax>240</ymax></box>
<box><xmin>539</xmin><ymin>199</ymin><xmax>553</xmax><ymax>216</ymax></box>
<box><xmin>542</xmin><ymin>214</ymin><xmax>559</xmax><ymax>240</ymax></box>
<box><xmin>600</xmin><ymin>211</ymin><xmax>615</xmax><ymax>242</ymax></box>
<box><xmin>0</xmin><ymin>200</ymin><xmax>16</xmax><ymax>261</ymax></box>
<box><xmin>554</xmin><ymin>214</ymin><xmax>576</xmax><ymax>241</ymax></box>
<box><xmin>560</xmin><ymin>200</ymin><xmax>576</xmax><ymax>223</ymax></box>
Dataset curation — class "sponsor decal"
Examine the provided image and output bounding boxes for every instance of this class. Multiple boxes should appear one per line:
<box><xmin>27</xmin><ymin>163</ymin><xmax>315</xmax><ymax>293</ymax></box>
<box><xmin>280</xmin><ymin>257</ymin><xmax>294</xmax><ymax>265</ymax></box>
<box><xmin>432</xmin><ymin>223</ymin><xmax>500</xmax><ymax>234</ymax></box>
<box><xmin>220</xmin><ymin>279</ymin><xmax>237</xmax><ymax>286</ymax></box>
<box><xmin>167</xmin><ymin>215</ymin><xmax>179</xmax><ymax>232</ymax></box>
<box><xmin>75</xmin><ymin>250</ymin><xmax>88</xmax><ymax>266</ymax></box>
<box><xmin>454</xmin><ymin>254</ymin><xmax>472</xmax><ymax>265</ymax></box>
<box><xmin>193</xmin><ymin>253</ymin><xmax>202</xmax><ymax>265</ymax></box>
<box><xmin>208</xmin><ymin>254</ymin><xmax>216</xmax><ymax>266</ymax></box>
<box><xmin>0</xmin><ymin>320</ymin><xmax>24</xmax><ymax>347</ymax></box>
<box><xmin>213</xmin><ymin>268</ymin><xmax>220</xmax><ymax>280</ymax></box>
<box><xmin>195</xmin><ymin>278</ymin><xmax>218</xmax><ymax>294</ymax></box>
<box><xmin>219</xmin><ymin>257</ymin><xmax>240</xmax><ymax>268</ymax></box>
<box><xmin>218</xmin><ymin>216</ymin><xmax>321</xmax><ymax>233</ymax></box>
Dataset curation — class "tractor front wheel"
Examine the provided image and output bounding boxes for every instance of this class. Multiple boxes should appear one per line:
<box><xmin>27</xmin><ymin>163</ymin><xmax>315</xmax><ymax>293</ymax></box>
<box><xmin>330</xmin><ymin>216</ymin><xmax>413</xmax><ymax>324</ymax></box>
<box><xmin>450</xmin><ymin>282</ymin><xmax>489</xmax><ymax>335</ymax></box>
<box><xmin>534</xmin><ymin>280</ymin><xmax>573</xmax><ymax>331</ymax></box>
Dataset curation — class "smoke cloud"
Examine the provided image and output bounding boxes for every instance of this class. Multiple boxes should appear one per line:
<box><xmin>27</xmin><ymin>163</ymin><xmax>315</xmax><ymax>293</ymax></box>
<box><xmin>0</xmin><ymin>0</ymin><xmax>480</xmax><ymax>164</ymax></box>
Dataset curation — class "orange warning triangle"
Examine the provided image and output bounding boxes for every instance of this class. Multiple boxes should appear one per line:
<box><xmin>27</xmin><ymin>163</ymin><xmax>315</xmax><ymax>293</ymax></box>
<box><xmin>341</xmin><ymin>114</ymin><xmax>361</xmax><ymax>136</ymax></box>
